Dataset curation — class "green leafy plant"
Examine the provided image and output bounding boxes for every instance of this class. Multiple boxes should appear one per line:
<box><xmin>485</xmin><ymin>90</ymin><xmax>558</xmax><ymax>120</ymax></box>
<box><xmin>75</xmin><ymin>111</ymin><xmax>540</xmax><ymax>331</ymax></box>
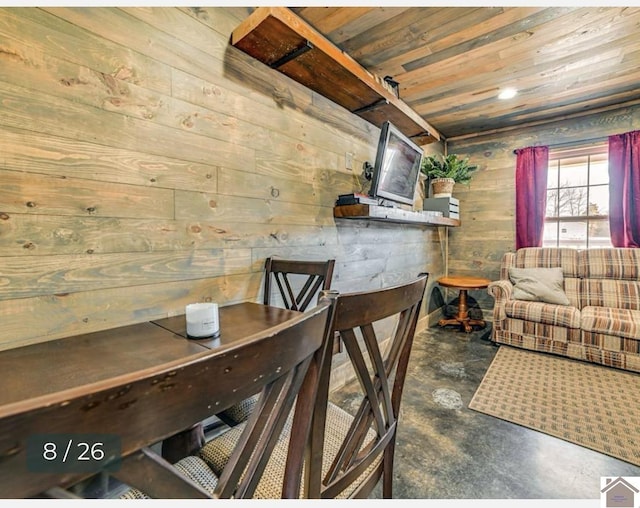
<box><xmin>420</xmin><ymin>154</ymin><xmax>478</xmax><ymax>184</ymax></box>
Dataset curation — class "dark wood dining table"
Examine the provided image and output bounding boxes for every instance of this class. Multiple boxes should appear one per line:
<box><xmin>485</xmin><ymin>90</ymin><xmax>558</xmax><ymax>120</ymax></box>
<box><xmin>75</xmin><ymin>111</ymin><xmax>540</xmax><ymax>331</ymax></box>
<box><xmin>0</xmin><ymin>302</ymin><xmax>300</xmax><ymax>498</ymax></box>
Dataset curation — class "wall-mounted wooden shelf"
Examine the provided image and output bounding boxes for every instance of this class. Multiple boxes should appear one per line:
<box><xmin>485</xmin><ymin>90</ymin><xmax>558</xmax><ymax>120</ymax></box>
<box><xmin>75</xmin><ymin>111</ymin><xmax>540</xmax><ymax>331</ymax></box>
<box><xmin>334</xmin><ymin>204</ymin><xmax>460</xmax><ymax>227</ymax></box>
<box><xmin>231</xmin><ymin>7</ymin><xmax>441</xmax><ymax>145</ymax></box>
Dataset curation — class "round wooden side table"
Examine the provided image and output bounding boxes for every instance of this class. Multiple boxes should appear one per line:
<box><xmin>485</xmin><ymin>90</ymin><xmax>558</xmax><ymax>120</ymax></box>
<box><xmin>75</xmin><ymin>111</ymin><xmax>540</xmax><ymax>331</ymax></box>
<box><xmin>437</xmin><ymin>275</ymin><xmax>491</xmax><ymax>333</ymax></box>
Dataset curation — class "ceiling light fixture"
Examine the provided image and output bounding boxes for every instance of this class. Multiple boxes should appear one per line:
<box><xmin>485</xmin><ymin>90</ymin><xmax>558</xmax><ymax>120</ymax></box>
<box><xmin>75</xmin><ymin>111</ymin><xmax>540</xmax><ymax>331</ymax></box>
<box><xmin>498</xmin><ymin>87</ymin><xmax>518</xmax><ymax>100</ymax></box>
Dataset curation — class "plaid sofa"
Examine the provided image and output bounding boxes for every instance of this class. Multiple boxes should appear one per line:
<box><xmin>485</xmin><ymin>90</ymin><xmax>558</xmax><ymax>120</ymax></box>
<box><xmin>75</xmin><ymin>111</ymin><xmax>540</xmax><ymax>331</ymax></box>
<box><xmin>488</xmin><ymin>248</ymin><xmax>640</xmax><ymax>373</ymax></box>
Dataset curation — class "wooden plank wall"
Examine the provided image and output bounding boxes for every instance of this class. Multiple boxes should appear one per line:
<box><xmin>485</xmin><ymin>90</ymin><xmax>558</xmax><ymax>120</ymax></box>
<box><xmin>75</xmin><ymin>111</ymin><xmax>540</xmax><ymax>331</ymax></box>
<box><xmin>0</xmin><ymin>7</ymin><xmax>447</xmax><ymax>353</ymax></box>
<box><xmin>446</xmin><ymin>103</ymin><xmax>640</xmax><ymax>311</ymax></box>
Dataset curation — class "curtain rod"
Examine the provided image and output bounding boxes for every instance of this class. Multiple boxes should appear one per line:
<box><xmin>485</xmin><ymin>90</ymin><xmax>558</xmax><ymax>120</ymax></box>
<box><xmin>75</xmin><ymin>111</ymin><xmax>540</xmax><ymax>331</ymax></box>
<box><xmin>513</xmin><ymin>136</ymin><xmax>608</xmax><ymax>154</ymax></box>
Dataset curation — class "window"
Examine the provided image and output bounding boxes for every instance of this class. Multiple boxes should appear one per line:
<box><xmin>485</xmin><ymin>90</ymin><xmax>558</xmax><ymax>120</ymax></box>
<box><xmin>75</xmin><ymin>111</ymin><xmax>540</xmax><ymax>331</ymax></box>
<box><xmin>543</xmin><ymin>144</ymin><xmax>611</xmax><ymax>249</ymax></box>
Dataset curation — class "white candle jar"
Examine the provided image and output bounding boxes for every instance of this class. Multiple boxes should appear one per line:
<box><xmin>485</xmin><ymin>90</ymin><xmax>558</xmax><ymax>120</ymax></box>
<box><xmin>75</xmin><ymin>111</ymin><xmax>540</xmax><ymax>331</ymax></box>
<box><xmin>185</xmin><ymin>303</ymin><xmax>220</xmax><ymax>339</ymax></box>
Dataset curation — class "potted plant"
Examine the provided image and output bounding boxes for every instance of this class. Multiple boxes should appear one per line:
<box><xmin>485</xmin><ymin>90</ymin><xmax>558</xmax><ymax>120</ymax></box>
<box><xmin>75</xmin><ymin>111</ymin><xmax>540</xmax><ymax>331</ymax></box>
<box><xmin>421</xmin><ymin>153</ymin><xmax>478</xmax><ymax>198</ymax></box>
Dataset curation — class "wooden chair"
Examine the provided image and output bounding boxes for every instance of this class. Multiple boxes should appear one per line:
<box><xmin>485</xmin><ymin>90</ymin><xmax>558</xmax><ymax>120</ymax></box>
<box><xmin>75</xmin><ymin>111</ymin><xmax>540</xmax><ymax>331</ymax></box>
<box><xmin>200</xmin><ymin>274</ymin><xmax>428</xmax><ymax>498</ymax></box>
<box><xmin>263</xmin><ymin>257</ymin><xmax>336</xmax><ymax>311</ymax></box>
<box><xmin>216</xmin><ymin>256</ymin><xmax>335</xmax><ymax>427</ymax></box>
<box><xmin>1</xmin><ymin>297</ymin><xmax>337</xmax><ymax>499</ymax></box>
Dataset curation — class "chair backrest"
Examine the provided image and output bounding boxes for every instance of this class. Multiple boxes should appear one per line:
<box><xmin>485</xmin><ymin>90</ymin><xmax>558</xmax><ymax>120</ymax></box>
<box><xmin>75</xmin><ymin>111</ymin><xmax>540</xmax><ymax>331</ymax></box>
<box><xmin>263</xmin><ymin>257</ymin><xmax>335</xmax><ymax>312</ymax></box>
<box><xmin>306</xmin><ymin>273</ymin><xmax>428</xmax><ymax>499</ymax></box>
<box><xmin>210</xmin><ymin>295</ymin><xmax>337</xmax><ymax>499</ymax></box>
<box><xmin>0</xmin><ymin>298</ymin><xmax>337</xmax><ymax>499</ymax></box>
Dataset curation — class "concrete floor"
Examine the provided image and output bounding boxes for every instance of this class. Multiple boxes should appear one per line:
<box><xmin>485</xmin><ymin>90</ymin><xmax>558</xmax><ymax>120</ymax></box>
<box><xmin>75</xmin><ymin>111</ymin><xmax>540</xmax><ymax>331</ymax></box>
<box><xmin>330</xmin><ymin>323</ymin><xmax>640</xmax><ymax>500</ymax></box>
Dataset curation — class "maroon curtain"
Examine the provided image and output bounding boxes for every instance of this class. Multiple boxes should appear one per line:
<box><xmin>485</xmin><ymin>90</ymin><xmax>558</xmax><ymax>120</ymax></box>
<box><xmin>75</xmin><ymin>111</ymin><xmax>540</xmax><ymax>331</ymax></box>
<box><xmin>515</xmin><ymin>146</ymin><xmax>549</xmax><ymax>249</ymax></box>
<box><xmin>608</xmin><ymin>130</ymin><xmax>640</xmax><ymax>248</ymax></box>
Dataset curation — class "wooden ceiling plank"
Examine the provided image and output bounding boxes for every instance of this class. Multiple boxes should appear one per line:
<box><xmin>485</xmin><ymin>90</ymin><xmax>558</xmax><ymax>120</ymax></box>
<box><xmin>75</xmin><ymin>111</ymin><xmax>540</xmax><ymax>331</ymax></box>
<box><xmin>500</xmin><ymin>6</ymin><xmax>640</xmax><ymax>64</ymax></box>
<box><xmin>460</xmin><ymin>48</ymin><xmax>632</xmax><ymax>110</ymax></box>
<box><xmin>429</xmin><ymin>78</ymin><xmax>640</xmax><ymax>137</ymax></box>
<box><xmin>290</xmin><ymin>7</ymin><xmax>343</xmax><ymax>26</ymax></box>
<box><xmin>361</xmin><ymin>8</ymin><xmax>510</xmax><ymax>70</ymax></box>
<box><xmin>417</xmin><ymin>62</ymin><xmax>640</xmax><ymax>125</ymax></box>
<box><xmin>400</xmin><ymin>7</ymin><xmax>636</xmax><ymax>103</ymax></box>
<box><xmin>509</xmin><ymin>90</ymin><xmax>640</xmax><ymax>122</ymax></box>
<box><xmin>348</xmin><ymin>7</ymin><xmax>481</xmax><ymax>65</ymax></box>
<box><xmin>371</xmin><ymin>6</ymin><xmax>545</xmax><ymax>78</ymax></box>
<box><xmin>338</xmin><ymin>7</ymin><xmax>449</xmax><ymax>56</ymax></box>
<box><xmin>328</xmin><ymin>7</ymin><xmax>410</xmax><ymax>44</ymax></box>
<box><xmin>398</xmin><ymin>7</ymin><xmax>613</xmax><ymax>91</ymax></box>
<box><xmin>423</xmin><ymin>7</ymin><xmax>546</xmax><ymax>57</ymax></box>
<box><xmin>292</xmin><ymin>7</ymin><xmax>375</xmax><ymax>36</ymax></box>
<box><xmin>402</xmin><ymin>6</ymin><xmax>577</xmax><ymax>73</ymax></box>
<box><xmin>298</xmin><ymin>7</ymin><xmax>411</xmax><ymax>46</ymax></box>
<box><xmin>530</xmin><ymin>7</ymin><xmax>640</xmax><ymax>64</ymax></box>
<box><xmin>414</xmin><ymin>36</ymin><xmax>637</xmax><ymax>118</ymax></box>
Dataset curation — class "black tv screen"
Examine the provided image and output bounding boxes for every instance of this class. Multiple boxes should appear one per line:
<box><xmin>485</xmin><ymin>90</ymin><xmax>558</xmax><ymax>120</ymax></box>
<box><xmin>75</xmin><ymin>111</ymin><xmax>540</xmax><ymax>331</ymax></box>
<box><xmin>369</xmin><ymin>121</ymin><xmax>424</xmax><ymax>206</ymax></box>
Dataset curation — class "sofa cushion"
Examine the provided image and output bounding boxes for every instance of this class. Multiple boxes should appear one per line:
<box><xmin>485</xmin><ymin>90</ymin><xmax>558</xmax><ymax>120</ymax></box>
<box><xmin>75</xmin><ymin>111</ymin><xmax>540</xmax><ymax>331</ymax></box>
<box><xmin>504</xmin><ymin>300</ymin><xmax>581</xmax><ymax>328</ymax></box>
<box><xmin>580</xmin><ymin>248</ymin><xmax>640</xmax><ymax>280</ymax></box>
<box><xmin>581</xmin><ymin>306</ymin><xmax>640</xmax><ymax>341</ymax></box>
<box><xmin>509</xmin><ymin>267</ymin><xmax>571</xmax><ymax>305</ymax></box>
<box><xmin>581</xmin><ymin>279</ymin><xmax>640</xmax><ymax>311</ymax></box>
<box><xmin>513</xmin><ymin>248</ymin><xmax>580</xmax><ymax>277</ymax></box>
<box><xmin>579</xmin><ymin>248</ymin><xmax>640</xmax><ymax>312</ymax></box>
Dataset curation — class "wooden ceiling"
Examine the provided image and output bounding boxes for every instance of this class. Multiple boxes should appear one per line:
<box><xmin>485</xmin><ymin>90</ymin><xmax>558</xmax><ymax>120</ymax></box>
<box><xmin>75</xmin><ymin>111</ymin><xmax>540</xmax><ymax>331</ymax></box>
<box><xmin>284</xmin><ymin>6</ymin><xmax>640</xmax><ymax>141</ymax></box>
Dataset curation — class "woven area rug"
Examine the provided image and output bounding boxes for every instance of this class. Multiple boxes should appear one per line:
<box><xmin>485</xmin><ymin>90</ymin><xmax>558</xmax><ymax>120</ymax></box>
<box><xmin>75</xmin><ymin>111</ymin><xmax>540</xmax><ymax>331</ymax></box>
<box><xmin>469</xmin><ymin>346</ymin><xmax>640</xmax><ymax>466</ymax></box>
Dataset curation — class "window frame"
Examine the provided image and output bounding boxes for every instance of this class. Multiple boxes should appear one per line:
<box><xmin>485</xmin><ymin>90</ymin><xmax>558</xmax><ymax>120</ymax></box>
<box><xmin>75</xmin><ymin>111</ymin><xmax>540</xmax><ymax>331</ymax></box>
<box><xmin>544</xmin><ymin>143</ymin><xmax>611</xmax><ymax>249</ymax></box>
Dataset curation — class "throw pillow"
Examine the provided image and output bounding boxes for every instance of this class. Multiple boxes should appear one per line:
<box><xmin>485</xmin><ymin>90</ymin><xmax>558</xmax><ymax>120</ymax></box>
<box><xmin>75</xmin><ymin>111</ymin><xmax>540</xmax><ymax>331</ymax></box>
<box><xmin>508</xmin><ymin>267</ymin><xmax>571</xmax><ymax>305</ymax></box>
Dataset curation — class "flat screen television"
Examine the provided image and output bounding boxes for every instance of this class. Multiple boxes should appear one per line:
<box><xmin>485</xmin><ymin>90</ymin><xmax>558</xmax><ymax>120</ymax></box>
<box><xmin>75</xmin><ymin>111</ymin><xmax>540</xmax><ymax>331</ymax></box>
<box><xmin>368</xmin><ymin>121</ymin><xmax>424</xmax><ymax>206</ymax></box>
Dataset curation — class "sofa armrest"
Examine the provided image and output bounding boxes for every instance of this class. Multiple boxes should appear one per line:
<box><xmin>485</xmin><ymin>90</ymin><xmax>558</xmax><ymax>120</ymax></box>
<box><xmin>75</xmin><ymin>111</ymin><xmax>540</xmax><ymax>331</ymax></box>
<box><xmin>488</xmin><ymin>280</ymin><xmax>514</xmax><ymax>322</ymax></box>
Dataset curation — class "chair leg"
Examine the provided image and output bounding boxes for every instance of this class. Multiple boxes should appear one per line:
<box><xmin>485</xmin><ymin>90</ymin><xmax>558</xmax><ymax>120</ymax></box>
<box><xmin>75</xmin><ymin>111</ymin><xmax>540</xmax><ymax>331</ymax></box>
<box><xmin>382</xmin><ymin>442</ymin><xmax>395</xmax><ymax>498</ymax></box>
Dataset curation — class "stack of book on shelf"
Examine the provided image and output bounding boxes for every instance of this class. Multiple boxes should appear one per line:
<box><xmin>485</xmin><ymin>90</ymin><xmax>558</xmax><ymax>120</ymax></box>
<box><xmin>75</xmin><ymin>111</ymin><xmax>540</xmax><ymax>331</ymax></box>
<box><xmin>335</xmin><ymin>193</ymin><xmax>379</xmax><ymax>206</ymax></box>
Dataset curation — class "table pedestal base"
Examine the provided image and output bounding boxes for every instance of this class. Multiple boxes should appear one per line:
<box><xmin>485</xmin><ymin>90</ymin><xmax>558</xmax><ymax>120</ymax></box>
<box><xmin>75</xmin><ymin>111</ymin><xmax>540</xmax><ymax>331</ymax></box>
<box><xmin>438</xmin><ymin>316</ymin><xmax>486</xmax><ymax>333</ymax></box>
<box><xmin>437</xmin><ymin>288</ymin><xmax>486</xmax><ymax>333</ymax></box>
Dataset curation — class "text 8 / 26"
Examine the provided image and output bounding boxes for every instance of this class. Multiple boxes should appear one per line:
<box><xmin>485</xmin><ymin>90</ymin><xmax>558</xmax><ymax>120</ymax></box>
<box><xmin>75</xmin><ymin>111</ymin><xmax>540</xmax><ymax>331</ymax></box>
<box><xmin>27</xmin><ymin>434</ymin><xmax>121</xmax><ymax>473</ymax></box>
